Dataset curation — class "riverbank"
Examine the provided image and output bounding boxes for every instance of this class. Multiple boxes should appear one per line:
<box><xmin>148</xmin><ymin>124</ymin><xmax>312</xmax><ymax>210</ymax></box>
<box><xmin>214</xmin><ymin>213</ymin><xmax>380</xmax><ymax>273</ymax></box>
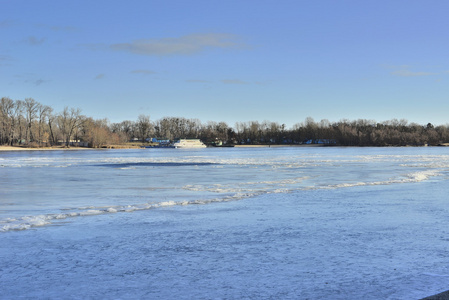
<box><xmin>0</xmin><ymin>143</ymin><xmax>442</xmax><ymax>151</ymax></box>
<box><xmin>234</xmin><ymin>144</ymin><xmax>326</xmax><ymax>148</ymax></box>
<box><xmin>0</xmin><ymin>144</ymin><xmax>323</xmax><ymax>151</ymax></box>
<box><xmin>0</xmin><ymin>145</ymin><xmax>145</xmax><ymax>151</ymax></box>
<box><xmin>0</xmin><ymin>145</ymin><xmax>92</xmax><ymax>151</ymax></box>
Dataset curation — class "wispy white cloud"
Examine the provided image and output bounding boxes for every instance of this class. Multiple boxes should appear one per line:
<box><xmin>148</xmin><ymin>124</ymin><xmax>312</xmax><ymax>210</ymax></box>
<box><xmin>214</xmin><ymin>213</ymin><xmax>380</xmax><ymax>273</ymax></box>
<box><xmin>186</xmin><ymin>79</ymin><xmax>210</xmax><ymax>83</ymax></box>
<box><xmin>391</xmin><ymin>69</ymin><xmax>436</xmax><ymax>77</ymax></box>
<box><xmin>23</xmin><ymin>77</ymin><xmax>49</xmax><ymax>85</ymax></box>
<box><xmin>131</xmin><ymin>69</ymin><xmax>156</xmax><ymax>75</ymax></box>
<box><xmin>0</xmin><ymin>55</ymin><xmax>13</xmax><ymax>64</ymax></box>
<box><xmin>254</xmin><ymin>81</ymin><xmax>270</xmax><ymax>86</ymax></box>
<box><xmin>110</xmin><ymin>33</ymin><xmax>246</xmax><ymax>56</ymax></box>
<box><xmin>0</xmin><ymin>20</ymin><xmax>16</xmax><ymax>28</ymax></box>
<box><xmin>387</xmin><ymin>65</ymin><xmax>438</xmax><ymax>77</ymax></box>
<box><xmin>34</xmin><ymin>79</ymin><xmax>47</xmax><ymax>86</ymax></box>
<box><xmin>27</xmin><ymin>36</ymin><xmax>46</xmax><ymax>45</ymax></box>
<box><xmin>35</xmin><ymin>24</ymin><xmax>77</xmax><ymax>32</ymax></box>
<box><xmin>221</xmin><ymin>79</ymin><xmax>249</xmax><ymax>85</ymax></box>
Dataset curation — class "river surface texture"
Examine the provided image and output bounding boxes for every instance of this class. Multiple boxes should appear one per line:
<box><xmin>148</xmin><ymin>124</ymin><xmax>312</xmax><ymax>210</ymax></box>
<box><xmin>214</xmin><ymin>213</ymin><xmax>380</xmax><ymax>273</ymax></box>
<box><xmin>1</xmin><ymin>147</ymin><xmax>449</xmax><ymax>299</ymax></box>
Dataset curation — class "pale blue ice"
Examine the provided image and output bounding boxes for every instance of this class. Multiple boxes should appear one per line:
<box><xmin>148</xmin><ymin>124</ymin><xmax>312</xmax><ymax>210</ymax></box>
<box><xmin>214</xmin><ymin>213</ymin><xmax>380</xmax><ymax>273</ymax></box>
<box><xmin>1</xmin><ymin>147</ymin><xmax>449</xmax><ymax>299</ymax></box>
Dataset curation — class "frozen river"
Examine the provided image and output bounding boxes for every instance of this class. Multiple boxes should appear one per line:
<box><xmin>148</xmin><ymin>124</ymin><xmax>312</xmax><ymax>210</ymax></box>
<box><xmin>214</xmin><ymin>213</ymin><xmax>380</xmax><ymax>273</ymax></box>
<box><xmin>1</xmin><ymin>147</ymin><xmax>449</xmax><ymax>299</ymax></box>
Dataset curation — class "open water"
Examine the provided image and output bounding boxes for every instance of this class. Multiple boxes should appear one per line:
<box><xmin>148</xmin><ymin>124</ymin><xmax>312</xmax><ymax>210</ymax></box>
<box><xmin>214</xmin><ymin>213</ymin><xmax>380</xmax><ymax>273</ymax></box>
<box><xmin>1</xmin><ymin>147</ymin><xmax>449</xmax><ymax>299</ymax></box>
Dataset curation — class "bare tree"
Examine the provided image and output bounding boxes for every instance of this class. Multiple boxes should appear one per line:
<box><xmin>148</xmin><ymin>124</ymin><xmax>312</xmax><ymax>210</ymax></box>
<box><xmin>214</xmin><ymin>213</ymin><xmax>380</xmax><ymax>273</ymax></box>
<box><xmin>82</xmin><ymin>118</ymin><xmax>112</xmax><ymax>148</ymax></box>
<box><xmin>57</xmin><ymin>107</ymin><xmax>84</xmax><ymax>147</ymax></box>
<box><xmin>111</xmin><ymin>120</ymin><xmax>135</xmax><ymax>141</ymax></box>
<box><xmin>12</xmin><ymin>100</ymin><xmax>25</xmax><ymax>145</ymax></box>
<box><xmin>37</xmin><ymin>104</ymin><xmax>51</xmax><ymax>146</ymax></box>
<box><xmin>47</xmin><ymin>107</ymin><xmax>58</xmax><ymax>146</ymax></box>
<box><xmin>24</xmin><ymin>98</ymin><xmax>39</xmax><ymax>143</ymax></box>
<box><xmin>0</xmin><ymin>97</ymin><xmax>14</xmax><ymax>145</ymax></box>
<box><xmin>136</xmin><ymin>114</ymin><xmax>152</xmax><ymax>142</ymax></box>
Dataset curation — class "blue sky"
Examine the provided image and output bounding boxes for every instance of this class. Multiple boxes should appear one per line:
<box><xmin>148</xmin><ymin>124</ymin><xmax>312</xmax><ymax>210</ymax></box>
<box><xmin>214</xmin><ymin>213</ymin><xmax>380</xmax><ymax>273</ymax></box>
<box><xmin>2</xmin><ymin>0</ymin><xmax>449</xmax><ymax>127</ymax></box>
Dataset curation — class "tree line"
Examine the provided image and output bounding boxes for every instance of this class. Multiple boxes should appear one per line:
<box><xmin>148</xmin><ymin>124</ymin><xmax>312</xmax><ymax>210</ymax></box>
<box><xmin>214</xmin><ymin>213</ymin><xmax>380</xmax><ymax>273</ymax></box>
<box><xmin>1</xmin><ymin>97</ymin><xmax>448</xmax><ymax>147</ymax></box>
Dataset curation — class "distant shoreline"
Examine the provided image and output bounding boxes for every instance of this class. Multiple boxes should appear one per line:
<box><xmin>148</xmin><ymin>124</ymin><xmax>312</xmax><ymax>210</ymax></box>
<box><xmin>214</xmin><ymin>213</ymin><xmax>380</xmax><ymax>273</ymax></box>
<box><xmin>0</xmin><ymin>146</ymin><xmax>92</xmax><ymax>151</ymax></box>
<box><xmin>0</xmin><ymin>145</ymin><xmax>324</xmax><ymax>151</ymax></box>
<box><xmin>234</xmin><ymin>144</ymin><xmax>327</xmax><ymax>148</ymax></box>
<box><xmin>0</xmin><ymin>143</ymin><xmax>445</xmax><ymax>151</ymax></box>
<box><xmin>0</xmin><ymin>144</ymin><xmax>152</xmax><ymax>151</ymax></box>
